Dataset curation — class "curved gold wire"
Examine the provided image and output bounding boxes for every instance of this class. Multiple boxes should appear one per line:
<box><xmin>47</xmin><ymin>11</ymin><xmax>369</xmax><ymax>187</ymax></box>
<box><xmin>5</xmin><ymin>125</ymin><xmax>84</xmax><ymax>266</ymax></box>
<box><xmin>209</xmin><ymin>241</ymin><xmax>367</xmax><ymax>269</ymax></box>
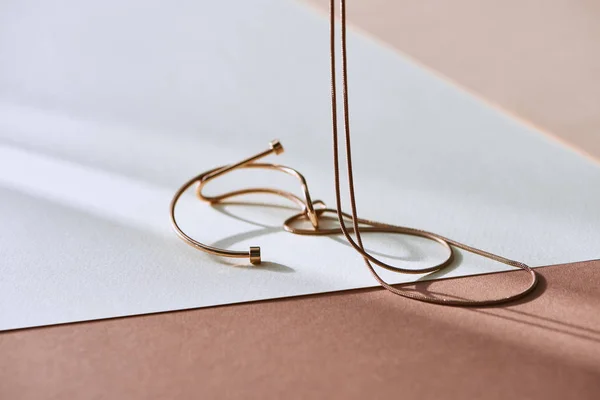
<box><xmin>326</xmin><ymin>0</ymin><xmax>537</xmax><ymax>305</ymax></box>
<box><xmin>283</xmin><ymin>206</ymin><xmax>537</xmax><ymax>305</ymax></box>
<box><xmin>170</xmin><ymin>140</ymin><xmax>323</xmax><ymax>265</ymax></box>
<box><xmin>169</xmin><ymin>168</ymin><xmax>262</xmax><ymax>263</ymax></box>
<box><xmin>283</xmin><ymin>208</ymin><xmax>454</xmax><ymax>274</ymax></box>
<box><xmin>197</xmin><ymin>162</ymin><xmax>321</xmax><ymax>229</ymax></box>
<box><xmin>170</xmin><ymin>139</ymin><xmax>537</xmax><ymax>306</ymax></box>
<box><xmin>171</xmin><ymin>140</ymin><xmax>454</xmax><ymax>275</ymax></box>
<box><xmin>169</xmin><ymin>0</ymin><xmax>539</xmax><ymax>306</ymax></box>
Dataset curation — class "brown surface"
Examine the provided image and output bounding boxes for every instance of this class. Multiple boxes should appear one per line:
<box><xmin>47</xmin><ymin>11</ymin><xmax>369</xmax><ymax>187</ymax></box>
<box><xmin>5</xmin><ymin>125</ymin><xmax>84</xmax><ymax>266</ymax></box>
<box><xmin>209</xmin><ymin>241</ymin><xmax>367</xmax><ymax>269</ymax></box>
<box><xmin>304</xmin><ymin>0</ymin><xmax>600</xmax><ymax>161</ymax></box>
<box><xmin>2</xmin><ymin>1</ymin><xmax>600</xmax><ymax>399</ymax></box>
<box><xmin>1</xmin><ymin>262</ymin><xmax>600</xmax><ymax>399</ymax></box>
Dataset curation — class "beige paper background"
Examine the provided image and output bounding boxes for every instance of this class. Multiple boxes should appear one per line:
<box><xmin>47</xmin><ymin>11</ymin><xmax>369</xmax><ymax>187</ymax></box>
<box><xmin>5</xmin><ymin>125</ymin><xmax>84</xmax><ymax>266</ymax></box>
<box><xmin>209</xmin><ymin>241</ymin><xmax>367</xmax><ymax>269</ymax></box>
<box><xmin>305</xmin><ymin>0</ymin><xmax>600</xmax><ymax>161</ymax></box>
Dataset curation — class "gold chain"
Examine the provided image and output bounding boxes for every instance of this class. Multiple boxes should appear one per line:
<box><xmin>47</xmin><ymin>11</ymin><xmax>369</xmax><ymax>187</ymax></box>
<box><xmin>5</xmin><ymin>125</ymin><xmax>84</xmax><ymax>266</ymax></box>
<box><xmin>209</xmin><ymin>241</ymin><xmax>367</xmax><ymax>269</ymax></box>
<box><xmin>169</xmin><ymin>0</ymin><xmax>539</xmax><ymax>306</ymax></box>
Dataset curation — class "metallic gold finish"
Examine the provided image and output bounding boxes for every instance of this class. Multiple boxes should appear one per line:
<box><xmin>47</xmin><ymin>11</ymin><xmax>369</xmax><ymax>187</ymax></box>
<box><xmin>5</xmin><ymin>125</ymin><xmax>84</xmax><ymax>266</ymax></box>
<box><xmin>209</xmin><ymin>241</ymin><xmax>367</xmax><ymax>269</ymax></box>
<box><xmin>270</xmin><ymin>139</ymin><xmax>284</xmax><ymax>155</ymax></box>
<box><xmin>170</xmin><ymin>140</ymin><xmax>321</xmax><ymax>265</ymax></box>
<box><xmin>326</xmin><ymin>0</ymin><xmax>537</xmax><ymax>305</ymax></box>
<box><xmin>170</xmin><ymin>137</ymin><xmax>536</xmax><ymax>305</ymax></box>
<box><xmin>249</xmin><ymin>246</ymin><xmax>261</xmax><ymax>265</ymax></box>
<box><xmin>168</xmin><ymin>0</ymin><xmax>538</xmax><ymax>305</ymax></box>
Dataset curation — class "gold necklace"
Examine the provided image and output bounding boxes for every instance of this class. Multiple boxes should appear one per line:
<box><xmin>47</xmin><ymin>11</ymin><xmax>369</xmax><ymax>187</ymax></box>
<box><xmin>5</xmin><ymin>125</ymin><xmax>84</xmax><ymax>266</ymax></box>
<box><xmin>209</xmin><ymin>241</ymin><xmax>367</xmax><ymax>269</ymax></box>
<box><xmin>169</xmin><ymin>0</ymin><xmax>538</xmax><ymax>306</ymax></box>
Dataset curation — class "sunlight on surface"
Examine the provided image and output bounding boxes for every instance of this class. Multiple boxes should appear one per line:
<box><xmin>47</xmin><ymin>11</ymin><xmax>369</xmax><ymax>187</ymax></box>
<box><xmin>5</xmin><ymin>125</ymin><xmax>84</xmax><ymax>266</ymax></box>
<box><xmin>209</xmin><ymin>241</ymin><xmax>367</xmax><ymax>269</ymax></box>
<box><xmin>0</xmin><ymin>144</ymin><xmax>171</xmax><ymax>237</ymax></box>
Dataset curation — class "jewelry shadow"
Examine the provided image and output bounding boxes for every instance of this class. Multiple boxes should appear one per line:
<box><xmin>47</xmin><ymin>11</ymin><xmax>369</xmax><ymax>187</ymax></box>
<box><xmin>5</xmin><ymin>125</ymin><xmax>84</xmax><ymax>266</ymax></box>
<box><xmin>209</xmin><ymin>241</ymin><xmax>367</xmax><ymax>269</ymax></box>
<box><xmin>210</xmin><ymin>225</ymin><xmax>295</xmax><ymax>273</ymax></box>
<box><xmin>211</xmin><ymin>201</ymin><xmax>426</xmax><ymax>263</ymax></box>
<box><xmin>316</xmin><ymin>216</ymin><xmax>420</xmax><ymax>262</ymax></box>
<box><xmin>208</xmin><ymin>202</ymin><xmax>295</xmax><ymax>273</ymax></box>
<box><xmin>400</xmin><ymin>273</ymin><xmax>600</xmax><ymax>343</ymax></box>
<box><xmin>207</xmin><ymin>203</ymin><xmax>600</xmax><ymax>343</ymax></box>
<box><xmin>209</xmin><ymin>201</ymin><xmax>523</xmax><ymax>289</ymax></box>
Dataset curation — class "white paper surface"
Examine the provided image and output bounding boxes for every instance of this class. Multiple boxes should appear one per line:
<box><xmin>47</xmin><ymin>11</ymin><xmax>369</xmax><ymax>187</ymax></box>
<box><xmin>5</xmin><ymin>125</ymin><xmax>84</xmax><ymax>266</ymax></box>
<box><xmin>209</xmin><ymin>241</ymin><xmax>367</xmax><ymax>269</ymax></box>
<box><xmin>0</xmin><ymin>0</ymin><xmax>599</xmax><ymax>331</ymax></box>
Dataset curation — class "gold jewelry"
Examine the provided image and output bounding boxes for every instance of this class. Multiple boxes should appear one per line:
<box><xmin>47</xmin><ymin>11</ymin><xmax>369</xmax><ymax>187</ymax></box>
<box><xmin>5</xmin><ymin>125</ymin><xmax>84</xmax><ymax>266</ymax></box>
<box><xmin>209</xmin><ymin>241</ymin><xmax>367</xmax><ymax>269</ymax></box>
<box><xmin>169</xmin><ymin>0</ymin><xmax>538</xmax><ymax>306</ymax></box>
<box><xmin>170</xmin><ymin>138</ymin><xmax>537</xmax><ymax>306</ymax></box>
